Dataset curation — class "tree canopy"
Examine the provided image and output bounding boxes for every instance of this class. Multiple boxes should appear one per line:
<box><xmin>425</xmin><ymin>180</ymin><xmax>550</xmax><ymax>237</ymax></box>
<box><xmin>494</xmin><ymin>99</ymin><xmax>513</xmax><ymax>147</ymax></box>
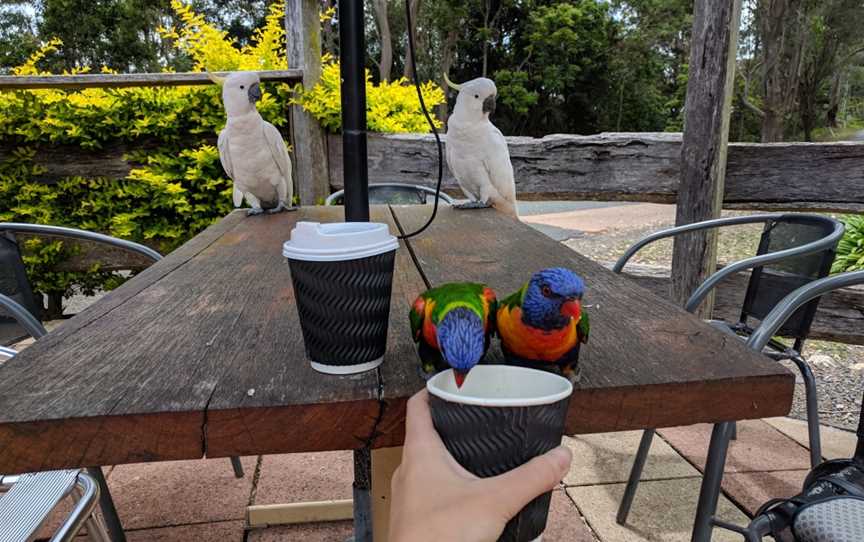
<box><xmin>4</xmin><ymin>0</ymin><xmax>864</xmax><ymax>141</ymax></box>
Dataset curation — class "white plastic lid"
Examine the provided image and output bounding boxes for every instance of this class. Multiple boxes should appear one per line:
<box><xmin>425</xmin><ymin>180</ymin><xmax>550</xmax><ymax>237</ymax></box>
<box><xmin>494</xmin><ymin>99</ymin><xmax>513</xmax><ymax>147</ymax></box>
<box><xmin>282</xmin><ymin>221</ymin><xmax>399</xmax><ymax>262</ymax></box>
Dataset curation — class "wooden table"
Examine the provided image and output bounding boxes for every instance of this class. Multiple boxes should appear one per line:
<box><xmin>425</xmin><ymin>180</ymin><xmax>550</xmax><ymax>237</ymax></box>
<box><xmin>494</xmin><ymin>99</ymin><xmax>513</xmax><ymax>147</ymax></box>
<box><xmin>0</xmin><ymin>206</ymin><xmax>794</xmax><ymax>540</ymax></box>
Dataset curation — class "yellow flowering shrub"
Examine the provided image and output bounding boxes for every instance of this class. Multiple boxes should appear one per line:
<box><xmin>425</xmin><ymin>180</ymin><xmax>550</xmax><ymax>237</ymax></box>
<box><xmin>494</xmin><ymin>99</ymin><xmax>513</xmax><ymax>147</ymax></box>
<box><xmin>295</xmin><ymin>59</ymin><xmax>444</xmax><ymax>133</ymax></box>
<box><xmin>0</xmin><ymin>1</ymin><xmax>443</xmax><ymax>311</ymax></box>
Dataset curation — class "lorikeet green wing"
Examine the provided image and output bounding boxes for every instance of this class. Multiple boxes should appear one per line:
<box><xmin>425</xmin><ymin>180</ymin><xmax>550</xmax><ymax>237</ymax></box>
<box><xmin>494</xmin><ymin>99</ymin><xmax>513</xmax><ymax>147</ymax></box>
<box><xmin>577</xmin><ymin>309</ymin><xmax>590</xmax><ymax>343</ymax></box>
<box><xmin>408</xmin><ymin>282</ymin><xmax>497</xmax><ymax>376</ymax></box>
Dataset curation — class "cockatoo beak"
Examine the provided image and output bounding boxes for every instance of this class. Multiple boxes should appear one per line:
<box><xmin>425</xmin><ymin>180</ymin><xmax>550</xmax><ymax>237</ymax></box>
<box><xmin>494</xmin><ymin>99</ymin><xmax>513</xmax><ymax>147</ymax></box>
<box><xmin>443</xmin><ymin>72</ymin><xmax>462</xmax><ymax>91</ymax></box>
<box><xmin>482</xmin><ymin>95</ymin><xmax>496</xmax><ymax>115</ymax></box>
<box><xmin>248</xmin><ymin>82</ymin><xmax>262</xmax><ymax>103</ymax></box>
<box><xmin>454</xmin><ymin>369</ymin><xmax>468</xmax><ymax>388</ymax></box>
<box><xmin>561</xmin><ymin>299</ymin><xmax>581</xmax><ymax>321</ymax></box>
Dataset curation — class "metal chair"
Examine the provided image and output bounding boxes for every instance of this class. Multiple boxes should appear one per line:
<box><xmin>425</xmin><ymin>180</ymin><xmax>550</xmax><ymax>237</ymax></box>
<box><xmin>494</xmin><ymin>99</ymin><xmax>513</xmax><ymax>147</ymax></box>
<box><xmin>0</xmin><ymin>224</ymin><xmax>244</xmax><ymax>540</ymax></box>
<box><xmin>691</xmin><ymin>270</ymin><xmax>864</xmax><ymax>542</ymax></box>
<box><xmin>0</xmin><ymin>468</ymin><xmax>111</xmax><ymax>542</ymax></box>
<box><xmin>613</xmin><ymin>214</ymin><xmax>844</xmax><ymax>526</ymax></box>
<box><xmin>325</xmin><ymin>182</ymin><xmax>455</xmax><ymax>206</ymax></box>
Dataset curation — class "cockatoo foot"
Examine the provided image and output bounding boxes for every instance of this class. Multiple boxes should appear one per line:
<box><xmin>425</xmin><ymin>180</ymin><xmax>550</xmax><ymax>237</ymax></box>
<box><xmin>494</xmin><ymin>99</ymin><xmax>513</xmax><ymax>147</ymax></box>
<box><xmin>266</xmin><ymin>202</ymin><xmax>287</xmax><ymax>214</ymax></box>
<box><xmin>454</xmin><ymin>200</ymin><xmax>492</xmax><ymax>210</ymax></box>
<box><xmin>246</xmin><ymin>207</ymin><xmax>265</xmax><ymax>216</ymax></box>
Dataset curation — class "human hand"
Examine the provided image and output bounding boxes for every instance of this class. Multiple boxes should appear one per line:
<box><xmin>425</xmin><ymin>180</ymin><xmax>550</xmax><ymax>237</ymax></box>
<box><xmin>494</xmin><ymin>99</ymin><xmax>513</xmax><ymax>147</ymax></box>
<box><xmin>388</xmin><ymin>389</ymin><xmax>572</xmax><ymax>542</ymax></box>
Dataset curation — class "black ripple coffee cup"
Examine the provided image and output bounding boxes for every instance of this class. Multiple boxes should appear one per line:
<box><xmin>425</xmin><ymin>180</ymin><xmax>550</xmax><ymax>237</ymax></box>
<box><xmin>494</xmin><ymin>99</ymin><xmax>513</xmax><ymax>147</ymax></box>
<box><xmin>282</xmin><ymin>221</ymin><xmax>398</xmax><ymax>375</ymax></box>
<box><xmin>427</xmin><ymin>365</ymin><xmax>573</xmax><ymax>542</ymax></box>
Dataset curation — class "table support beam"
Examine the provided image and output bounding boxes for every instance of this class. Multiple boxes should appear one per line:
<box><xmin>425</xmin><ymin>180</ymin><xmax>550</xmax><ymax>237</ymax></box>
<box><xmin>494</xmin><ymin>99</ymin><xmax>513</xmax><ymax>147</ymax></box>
<box><xmin>353</xmin><ymin>448</ymin><xmax>373</xmax><ymax>542</ymax></box>
<box><xmin>247</xmin><ymin>500</ymin><xmax>353</xmax><ymax>527</ymax></box>
<box><xmin>371</xmin><ymin>447</ymin><xmax>403</xmax><ymax>542</ymax></box>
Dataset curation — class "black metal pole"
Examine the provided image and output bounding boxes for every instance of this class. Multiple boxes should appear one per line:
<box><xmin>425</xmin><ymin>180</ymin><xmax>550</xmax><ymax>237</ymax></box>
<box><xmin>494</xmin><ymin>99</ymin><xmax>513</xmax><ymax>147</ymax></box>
<box><xmin>339</xmin><ymin>0</ymin><xmax>369</xmax><ymax>222</ymax></box>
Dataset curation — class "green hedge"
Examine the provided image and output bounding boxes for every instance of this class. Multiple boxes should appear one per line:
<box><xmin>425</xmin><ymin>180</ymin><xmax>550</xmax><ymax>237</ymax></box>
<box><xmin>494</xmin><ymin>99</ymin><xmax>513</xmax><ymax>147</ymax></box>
<box><xmin>0</xmin><ymin>2</ymin><xmax>441</xmax><ymax>315</ymax></box>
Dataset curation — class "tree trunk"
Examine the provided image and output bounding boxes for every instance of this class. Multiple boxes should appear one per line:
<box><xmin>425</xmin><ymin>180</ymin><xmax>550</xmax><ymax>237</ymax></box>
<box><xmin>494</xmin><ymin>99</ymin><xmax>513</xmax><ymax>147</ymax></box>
<box><xmin>437</xmin><ymin>29</ymin><xmax>459</xmax><ymax>125</ymax></box>
<box><xmin>402</xmin><ymin>0</ymin><xmax>422</xmax><ymax>80</ymax></box>
<box><xmin>759</xmin><ymin>0</ymin><xmax>805</xmax><ymax>142</ymax></box>
<box><xmin>761</xmin><ymin>111</ymin><xmax>785</xmax><ymax>142</ymax></box>
<box><xmin>373</xmin><ymin>0</ymin><xmax>392</xmax><ymax>81</ymax></box>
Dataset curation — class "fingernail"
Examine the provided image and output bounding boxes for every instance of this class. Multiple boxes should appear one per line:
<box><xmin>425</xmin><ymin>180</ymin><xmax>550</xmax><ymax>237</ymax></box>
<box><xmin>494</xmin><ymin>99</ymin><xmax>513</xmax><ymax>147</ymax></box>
<box><xmin>548</xmin><ymin>446</ymin><xmax>572</xmax><ymax>472</ymax></box>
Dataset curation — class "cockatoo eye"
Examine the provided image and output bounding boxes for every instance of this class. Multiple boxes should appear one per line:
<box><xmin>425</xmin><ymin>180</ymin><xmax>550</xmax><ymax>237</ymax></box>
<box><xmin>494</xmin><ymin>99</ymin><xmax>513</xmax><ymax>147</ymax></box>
<box><xmin>541</xmin><ymin>285</ymin><xmax>552</xmax><ymax>298</ymax></box>
<box><xmin>240</xmin><ymin>85</ymin><xmax>245</xmax><ymax>89</ymax></box>
<box><xmin>474</xmin><ymin>94</ymin><xmax>479</xmax><ymax>99</ymax></box>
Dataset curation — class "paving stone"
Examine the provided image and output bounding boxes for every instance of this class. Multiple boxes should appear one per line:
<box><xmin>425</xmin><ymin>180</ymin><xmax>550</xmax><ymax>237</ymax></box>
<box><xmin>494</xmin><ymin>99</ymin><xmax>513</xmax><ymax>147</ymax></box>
<box><xmin>567</xmin><ymin>477</ymin><xmax>749</xmax><ymax>542</ymax></box>
<box><xmin>246</xmin><ymin>520</ymin><xmax>353</xmax><ymax>541</ymax></box>
<box><xmin>764</xmin><ymin>417</ymin><xmax>857</xmax><ymax>460</ymax></box>
<box><xmin>658</xmin><ymin>421</ymin><xmax>811</xmax><ymax>473</ymax></box>
<box><xmin>254</xmin><ymin>451</ymin><xmax>352</xmax><ymax>505</ymax></box>
<box><xmin>125</xmin><ymin>520</ymin><xmax>245</xmax><ymax>541</ymax></box>
<box><xmin>564</xmin><ymin>432</ymin><xmax>699</xmax><ymax>486</ymax></box>
<box><xmin>542</xmin><ymin>489</ymin><xmax>597</xmax><ymax>541</ymax></box>
<box><xmin>722</xmin><ymin>470</ymin><xmax>808</xmax><ymax>516</ymax></box>
<box><xmin>108</xmin><ymin>457</ymin><xmax>256</xmax><ymax>530</ymax></box>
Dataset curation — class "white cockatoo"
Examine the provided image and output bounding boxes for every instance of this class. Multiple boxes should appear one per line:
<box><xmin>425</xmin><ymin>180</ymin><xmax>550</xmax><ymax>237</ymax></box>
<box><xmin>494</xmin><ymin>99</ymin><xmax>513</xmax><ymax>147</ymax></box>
<box><xmin>444</xmin><ymin>74</ymin><xmax>518</xmax><ymax>217</ymax></box>
<box><xmin>214</xmin><ymin>71</ymin><xmax>294</xmax><ymax>215</ymax></box>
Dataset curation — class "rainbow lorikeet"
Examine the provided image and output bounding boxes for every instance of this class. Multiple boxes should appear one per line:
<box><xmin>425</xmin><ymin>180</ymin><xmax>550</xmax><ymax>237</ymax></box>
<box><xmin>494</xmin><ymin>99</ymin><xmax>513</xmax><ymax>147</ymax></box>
<box><xmin>409</xmin><ymin>282</ymin><xmax>498</xmax><ymax>387</ymax></box>
<box><xmin>497</xmin><ymin>268</ymin><xmax>589</xmax><ymax>382</ymax></box>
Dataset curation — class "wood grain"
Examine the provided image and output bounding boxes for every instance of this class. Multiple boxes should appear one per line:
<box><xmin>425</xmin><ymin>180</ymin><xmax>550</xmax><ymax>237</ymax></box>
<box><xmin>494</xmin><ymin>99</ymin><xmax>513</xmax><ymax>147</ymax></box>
<box><xmin>286</xmin><ymin>0</ymin><xmax>330</xmax><ymax>205</ymax></box>
<box><xmin>12</xmin><ymin>131</ymin><xmax>864</xmax><ymax>212</ymax></box>
<box><xmin>671</xmin><ymin>0</ymin><xmax>742</xmax><ymax>315</ymax></box>
<box><xmin>204</xmin><ymin>206</ymin><xmax>426</xmax><ymax>458</ymax></box>
<box><xmin>330</xmin><ymin>133</ymin><xmax>864</xmax><ymax>213</ymax></box>
<box><xmin>0</xmin><ymin>71</ymin><xmax>302</xmax><ymax>90</ymax></box>
<box><xmin>389</xmin><ymin>206</ymin><xmax>794</xmax><ymax>439</ymax></box>
<box><xmin>0</xmin><ymin>206</ymin><xmax>796</xmax><ymax>471</ymax></box>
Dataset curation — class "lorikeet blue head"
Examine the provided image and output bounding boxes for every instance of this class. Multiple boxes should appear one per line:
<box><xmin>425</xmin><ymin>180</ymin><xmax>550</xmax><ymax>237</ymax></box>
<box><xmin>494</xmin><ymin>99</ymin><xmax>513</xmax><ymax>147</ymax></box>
<box><xmin>436</xmin><ymin>307</ymin><xmax>485</xmax><ymax>387</ymax></box>
<box><xmin>522</xmin><ymin>267</ymin><xmax>585</xmax><ymax>331</ymax></box>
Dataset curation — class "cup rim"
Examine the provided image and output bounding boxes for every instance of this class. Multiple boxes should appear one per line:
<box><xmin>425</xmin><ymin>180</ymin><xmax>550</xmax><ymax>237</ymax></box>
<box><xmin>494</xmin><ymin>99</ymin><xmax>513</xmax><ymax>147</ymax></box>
<box><xmin>427</xmin><ymin>365</ymin><xmax>573</xmax><ymax>407</ymax></box>
<box><xmin>282</xmin><ymin>221</ymin><xmax>399</xmax><ymax>262</ymax></box>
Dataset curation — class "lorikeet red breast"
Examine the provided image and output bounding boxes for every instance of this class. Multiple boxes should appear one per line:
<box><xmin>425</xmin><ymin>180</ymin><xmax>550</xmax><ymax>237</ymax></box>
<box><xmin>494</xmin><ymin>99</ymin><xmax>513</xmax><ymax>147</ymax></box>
<box><xmin>497</xmin><ymin>268</ymin><xmax>589</xmax><ymax>381</ymax></box>
<box><xmin>409</xmin><ymin>282</ymin><xmax>497</xmax><ymax>387</ymax></box>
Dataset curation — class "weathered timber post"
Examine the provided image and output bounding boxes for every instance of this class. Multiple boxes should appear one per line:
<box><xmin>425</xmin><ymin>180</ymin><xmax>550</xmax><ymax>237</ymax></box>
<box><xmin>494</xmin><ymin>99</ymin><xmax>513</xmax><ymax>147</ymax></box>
<box><xmin>286</xmin><ymin>0</ymin><xmax>330</xmax><ymax>205</ymax></box>
<box><xmin>671</xmin><ymin>0</ymin><xmax>742</xmax><ymax>318</ymax></box>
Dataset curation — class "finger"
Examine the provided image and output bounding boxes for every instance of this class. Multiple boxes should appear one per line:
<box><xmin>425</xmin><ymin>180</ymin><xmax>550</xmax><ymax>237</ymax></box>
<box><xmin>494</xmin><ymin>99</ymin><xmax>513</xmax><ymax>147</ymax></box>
<box><xmin>482</xmin><ymin>446</ymin><xmax>572</xmax><ymax>518</ymax></box>
<box><xmin>403</xmin><ymin>389</ymin><xmax>443</xmax><ymax>451</ymax></box>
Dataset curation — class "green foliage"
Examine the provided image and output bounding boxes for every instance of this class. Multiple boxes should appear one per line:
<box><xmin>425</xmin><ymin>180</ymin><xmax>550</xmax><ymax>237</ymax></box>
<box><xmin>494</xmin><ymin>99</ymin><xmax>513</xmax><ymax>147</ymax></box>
<box><xmin>0</xmin><ymin>1</ymin><xmax>445</xmax><ymax>311</ymax></box>
<box><xmin>489</xmin><ymin>0</ymin><xmax>617</xmax><ymax>135</ymax></box>
<box><xmin>294</xmin><ymin>59</ymin><xmax>445</xmax><ymax>133</ymax></box>
<box><xmin>833</xmin><ymin>215</ymin><xmax>864</xmax><ymax>273</ymax></box>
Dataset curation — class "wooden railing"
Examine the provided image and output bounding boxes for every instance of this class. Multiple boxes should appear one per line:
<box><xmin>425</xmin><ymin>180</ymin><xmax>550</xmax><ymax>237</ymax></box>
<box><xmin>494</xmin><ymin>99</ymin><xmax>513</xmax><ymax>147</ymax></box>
<box><xmin>0</xmin><ymin>70</ymin><xmax>303</xmax><ymax>89</ymax></box>
<box><xmin>329</xmin><ymin>133</ymin><xmax>864</xmax><ymax>214</ymax></box>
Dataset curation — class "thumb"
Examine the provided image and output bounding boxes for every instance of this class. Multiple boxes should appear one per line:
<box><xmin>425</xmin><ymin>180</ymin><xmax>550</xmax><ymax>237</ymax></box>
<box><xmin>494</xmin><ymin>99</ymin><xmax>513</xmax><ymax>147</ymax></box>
<box><xmin>482</xmin><ymin>445</ymin><xmax>572</xmax><ymax>519</ymax></box>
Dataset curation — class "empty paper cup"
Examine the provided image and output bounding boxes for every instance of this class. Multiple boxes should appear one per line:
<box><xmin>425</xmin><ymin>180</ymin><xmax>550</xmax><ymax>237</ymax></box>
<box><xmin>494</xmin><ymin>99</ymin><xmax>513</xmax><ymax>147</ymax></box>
<box><xmin>427</xmin><ymin>365</ymin><xmax>573</xmax><ymax>542</ymax></box>
<box><xmin>283</xmin><ymin>221</ymin><xmax>398</xmax><ymax>374</ymax></box>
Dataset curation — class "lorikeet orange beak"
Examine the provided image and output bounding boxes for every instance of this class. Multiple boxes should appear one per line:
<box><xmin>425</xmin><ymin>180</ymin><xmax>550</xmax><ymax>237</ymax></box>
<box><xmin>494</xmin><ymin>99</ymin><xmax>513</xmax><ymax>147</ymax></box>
<box><xmin>454</xmin><ymin>370</ymin><xmax>468</xmax><ymax>388</ymax></box>
<box><xmin>561</xmin><ymin>299</ymin><xmax>581</xmax><ymax>321</ymax></box>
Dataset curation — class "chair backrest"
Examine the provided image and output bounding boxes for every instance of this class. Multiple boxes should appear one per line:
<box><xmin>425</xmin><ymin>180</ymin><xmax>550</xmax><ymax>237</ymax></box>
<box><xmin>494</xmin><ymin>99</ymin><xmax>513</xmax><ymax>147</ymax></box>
<box><xmin>0</xmin><ymin>233</ymin><xmax>41</xmax><ymax>346</ymax></box>
<box><xmin>740</xmin><ymin>215</ymin><xmax>839</xmax><ymax>341</ymax></box>
<box><xmin>325</xmin><ymin>183</ymin><xmax>455</xmax><ymax>206</ymax></box>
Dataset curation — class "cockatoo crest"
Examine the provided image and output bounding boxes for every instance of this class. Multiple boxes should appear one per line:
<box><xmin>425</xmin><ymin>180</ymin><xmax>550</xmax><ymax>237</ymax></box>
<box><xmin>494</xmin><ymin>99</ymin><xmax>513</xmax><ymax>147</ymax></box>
<box><xmin>221</xmin><ymin>71</ymin><xmax>263</xmax><ymax>118</ymax></box>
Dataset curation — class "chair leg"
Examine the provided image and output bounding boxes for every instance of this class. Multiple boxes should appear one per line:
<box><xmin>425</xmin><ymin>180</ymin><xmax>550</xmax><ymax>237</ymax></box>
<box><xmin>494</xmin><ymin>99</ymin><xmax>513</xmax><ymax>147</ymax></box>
<box><xmin>87</xmin><ymin>467</ymin><xmax>126</xmax><ymax>542</ymax></box>
<box><xmin>85</xmin><ymin>513</ymin><xmax>112</xmax><ymax>542</ymax></box>
<box><xmin>691</xmin><ymin>422</ymin><xmax>734</xmax><ymax>542</ymax></box>
<box><xmin>230</xmin><ymin>456</ymin><xmax>244</xmax><ymax>478</ymax></box>
<box><xmin>790</xmin><ymin>356</ymin><xmax>822</xmax><ymax>467</ymax></box>
<box><xmin>616</xmin><ymin>429</ymin><xmax>655</xmax><ymax>525</ymax></box>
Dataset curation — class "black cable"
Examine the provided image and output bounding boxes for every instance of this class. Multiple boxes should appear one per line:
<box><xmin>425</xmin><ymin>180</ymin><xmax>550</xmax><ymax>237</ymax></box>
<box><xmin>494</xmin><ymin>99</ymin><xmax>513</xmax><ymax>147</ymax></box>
<box><xmin>397</xmin><ymin>0</ymin><xmax>444</xmax><ymax>240</ymax></box>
